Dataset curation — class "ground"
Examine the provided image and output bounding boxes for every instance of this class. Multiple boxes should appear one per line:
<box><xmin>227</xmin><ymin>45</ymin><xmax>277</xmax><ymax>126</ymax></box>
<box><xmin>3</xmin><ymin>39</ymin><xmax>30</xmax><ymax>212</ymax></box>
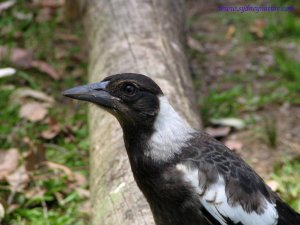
<box><xmin>187</xmin><ymin>0</ymin><xmax>300</xmax><ymax>210</ymax></box>
<box><xmin>0</xmin><ymin>0</ymin><xmax>299</xmax><ymax>224</ymax></box>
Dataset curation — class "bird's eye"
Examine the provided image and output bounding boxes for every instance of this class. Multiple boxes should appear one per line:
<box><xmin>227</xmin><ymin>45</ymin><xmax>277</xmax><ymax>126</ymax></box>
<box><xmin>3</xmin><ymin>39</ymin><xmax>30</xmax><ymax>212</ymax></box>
<box><xmin>123</xmin><ymin>84</ymin><xmax>136</xmax><ymax>95</ymax></box>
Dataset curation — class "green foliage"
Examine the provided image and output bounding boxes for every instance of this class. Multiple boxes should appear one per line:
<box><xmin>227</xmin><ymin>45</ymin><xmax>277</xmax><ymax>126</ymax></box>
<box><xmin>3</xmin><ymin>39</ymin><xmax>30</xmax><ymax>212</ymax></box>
<box><xmin>265</xmin><ymin>13</ymin><xmax>300</xmax><ymax>40</ymax></box>
<box><xmin>263</xmin><ymin>118</ymin><xmax>278</xmax><ymax>148</ymax></box>
<box><xmin>0</xmin><ymin>1</ymin><xmax>89</xmax><ymax>224</ymax></box>
<box><xmin>200</xmin><ymin>86</ymin><xmax>242</xmax><ymax>125</ymax></box>
<box><xmin>272</xmin><ymin>158</ymin><xmax>300</xmax><ymax>211</ymax></box>
<box><xmin>274</xmin><ymin>49</ymin><xmax>300</xmax><ymax>83</ymax></box>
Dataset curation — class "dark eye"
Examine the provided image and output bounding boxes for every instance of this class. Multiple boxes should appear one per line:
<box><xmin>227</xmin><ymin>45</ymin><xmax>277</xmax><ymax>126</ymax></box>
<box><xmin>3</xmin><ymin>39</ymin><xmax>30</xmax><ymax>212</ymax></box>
<box><xmin>123</xmin><ymin>84</ymin><xmax>136</xmax><ymax>94</ymax></box>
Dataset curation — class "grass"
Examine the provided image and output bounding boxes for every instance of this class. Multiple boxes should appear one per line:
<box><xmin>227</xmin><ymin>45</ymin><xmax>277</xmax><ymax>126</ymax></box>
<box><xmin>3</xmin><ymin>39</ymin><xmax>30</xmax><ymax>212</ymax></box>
<box><xmin>199</xmin><ymin>1</ymin><xmax>300</xmax><ymax>122</ymax></box>
<box><xmin>191</xmin><ymin>0</ymin><xmax>300</xmax><ymax>210</ymax></box>
<box><xmin>1</xmin><ymin>0</ymin><xmax>300</xmax><ymax>224</ymax></box>
<box><xmin>272</xmin><ymin>158</ymin><xmax>300</xmax><ymax>211</ymax></box>
<box><xmin>0</xmin><ymin>1</ymin><xmax>89</xmax><ymax>224</ymax></box>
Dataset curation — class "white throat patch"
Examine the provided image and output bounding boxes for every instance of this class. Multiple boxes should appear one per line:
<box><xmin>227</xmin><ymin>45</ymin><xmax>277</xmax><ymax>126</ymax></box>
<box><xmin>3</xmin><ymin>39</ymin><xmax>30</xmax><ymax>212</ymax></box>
<box><xmin>146</xmin><ymin>96</ymin><xmax>194</xmax><ymax>162</ymax></box>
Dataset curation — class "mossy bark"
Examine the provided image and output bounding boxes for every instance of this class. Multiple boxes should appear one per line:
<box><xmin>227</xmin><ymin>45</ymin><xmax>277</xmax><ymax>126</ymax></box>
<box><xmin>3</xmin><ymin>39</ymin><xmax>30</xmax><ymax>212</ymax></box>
<box><xmin>66</xmin><ymin>0</ymin><xmax>201</xmax><ymax>224</ymax></box>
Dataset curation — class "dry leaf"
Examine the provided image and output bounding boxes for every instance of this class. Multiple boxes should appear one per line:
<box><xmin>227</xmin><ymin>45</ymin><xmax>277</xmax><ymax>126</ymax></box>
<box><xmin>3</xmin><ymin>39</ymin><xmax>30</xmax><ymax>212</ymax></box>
<box><xmin>0</xmin><ymin>46</ymin><xmax>33</xmax><ymax>68</ymax></box>
<box><xmin>41</xmin><ymin>126</ymin><xmax>60</xmax><ymax>139</ymax></box>
<box><xmin>224</xmin><ymin>139</ymin><xmax>243</xmax><ymax>151</ymax></box>
<box><xmin>7</xmin><ymin>204</ymin><xmax>19</xmax><ymax>214</ymax></box>
<box><xmin>31</xmin><ymin>60</ymin><xmax>60</xmax><ymax>80</ymax></box>
<box><xmin>75</xmin><ymin>188</ymin><xmax>90</xmax><ymax>198</ymax></box>
<box><xmin>6</xmin><ymin>166</ymin><xmax>30</xmax><ymax>192</ymax></box>
<box><xmin>79</xmin><ymin>200</ymin><xmax>91</xmax><ymax>214</ymax></box>
<box><xmin>73</xmin><ymin>172</ymin><xmax>87</xmax><ymax>186</ymax></box>
<box><xmin>44</xmin><ymin>161</ymin><xmax>74</xmax><ymax>181</ymax></box>
<box><xmin>10</xmin><ymin>88</ymin><xmax>54</xmax><ymax>106</ymax></box>
<box><xmin>0</xmin><ymin>46</ymin><xmax>60</xmax><ymax>79</ymax></box>
<box><xmin>205</xmin><ymin>127</ymin><xmax>231</xmax><ymax>138</ymax></box>
<box><xmin>41</xmin><ymin>118</ymin><xmax>61</xmax><ymax>139</ymax></box>
<box><xmin>0</xmin><ymin>149</ymin><xmax>19</xmax><ymax>180</ymax></box>
<box><xmin>24</xmin><ymin>187</ymin><xmax>46</xmax><ymax>199</ymax></box>
<box><xmin>187</xmin><ymin>36</ymin><xmax>203</xmax><ymax>52</ymax></box>
<box><xmin>19</xmin><ymin>102</ymin><xmax>48</xmax><ymax>122</ymax></box>
<box><xmin>0</xmin><ymin>0</ymin><xmax>16</xmax><ymax>14</ymax></box>
<box><xmin>225</xmin><ymin>25</ymin><xmax>236</xmax><ymax>40</ymax></box>
<box><xmin>250</xmin><ymin>19</ymin><xmax>266</xmax><ymax>38</ymax></box>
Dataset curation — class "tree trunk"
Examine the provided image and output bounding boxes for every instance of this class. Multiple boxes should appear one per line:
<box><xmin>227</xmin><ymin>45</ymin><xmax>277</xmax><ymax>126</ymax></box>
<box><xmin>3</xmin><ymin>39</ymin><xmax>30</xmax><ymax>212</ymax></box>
<box><xmin>69</xmin><ymin>0</ymin><xmax>201</xmax><ymax>224</ymax></box>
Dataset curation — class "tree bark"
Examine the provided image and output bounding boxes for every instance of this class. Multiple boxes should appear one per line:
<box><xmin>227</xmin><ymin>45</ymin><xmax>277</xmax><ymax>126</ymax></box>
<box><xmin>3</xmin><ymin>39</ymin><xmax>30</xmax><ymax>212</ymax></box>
<box><xmin>70</xmin><ymin>0</ymin><xmax>201</xmax><ymax>224</ymax></box>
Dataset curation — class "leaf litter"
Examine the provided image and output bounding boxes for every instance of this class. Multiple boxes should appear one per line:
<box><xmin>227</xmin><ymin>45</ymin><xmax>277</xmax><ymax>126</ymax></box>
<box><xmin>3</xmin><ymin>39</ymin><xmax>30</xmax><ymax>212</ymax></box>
<box><xmin>0</xmin><ymin>46</ymin><xmax>60</xmax><ymax>80</ymax></box>
<box><xmin>0</xmin><ymin>149</ymin><xmax>19</xmax><ymax>180</ymax></box>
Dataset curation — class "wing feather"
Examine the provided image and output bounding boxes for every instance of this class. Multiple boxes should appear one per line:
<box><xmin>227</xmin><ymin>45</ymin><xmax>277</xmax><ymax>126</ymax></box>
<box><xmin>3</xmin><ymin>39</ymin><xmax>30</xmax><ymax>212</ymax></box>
<box><xmin>177</xmin><ymin>135</ymin><xmax>279</xmax><ymax>225</ymax></box>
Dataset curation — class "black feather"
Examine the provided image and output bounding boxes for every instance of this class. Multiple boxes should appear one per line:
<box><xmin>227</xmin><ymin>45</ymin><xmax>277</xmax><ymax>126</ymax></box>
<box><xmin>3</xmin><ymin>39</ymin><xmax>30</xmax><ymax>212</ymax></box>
<box><xmin>276</xmin><ymin>198</ymin><xmax>300</xmax><ymax>225</ymax></box>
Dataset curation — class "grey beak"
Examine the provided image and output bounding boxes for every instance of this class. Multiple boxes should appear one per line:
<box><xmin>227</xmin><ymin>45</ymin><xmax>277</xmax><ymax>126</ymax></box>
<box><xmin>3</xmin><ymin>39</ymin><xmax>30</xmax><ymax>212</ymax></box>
<box><xmin>62</xmin><ymin>81</ymin><xmax>116</xmax><ymax>108</ymax></box>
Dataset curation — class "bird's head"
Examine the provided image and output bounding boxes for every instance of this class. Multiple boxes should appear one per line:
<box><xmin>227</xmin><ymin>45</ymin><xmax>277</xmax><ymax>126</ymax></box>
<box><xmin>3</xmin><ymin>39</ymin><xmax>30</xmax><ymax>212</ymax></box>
<box><xmin>63</xmin><ymin>73</ymin><xmax>164</xmax><ymax>129</ymax></box>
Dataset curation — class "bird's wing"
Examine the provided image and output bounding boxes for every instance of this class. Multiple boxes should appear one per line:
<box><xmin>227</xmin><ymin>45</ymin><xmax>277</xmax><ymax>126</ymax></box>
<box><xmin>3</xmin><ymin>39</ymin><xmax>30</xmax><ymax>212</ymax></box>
<box><xmin>177</xmin><ymin>137</ymin><xmax>278</xmax><ymax>225</ymax></box>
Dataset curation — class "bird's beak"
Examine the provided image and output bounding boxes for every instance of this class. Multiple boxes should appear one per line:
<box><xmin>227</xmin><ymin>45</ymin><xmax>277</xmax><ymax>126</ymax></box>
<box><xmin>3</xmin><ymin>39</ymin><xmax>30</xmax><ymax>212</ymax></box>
<box><xmin>62</xmin><ymin>81</ymin><xmax>117</xmax><ymax>109</ymax></box>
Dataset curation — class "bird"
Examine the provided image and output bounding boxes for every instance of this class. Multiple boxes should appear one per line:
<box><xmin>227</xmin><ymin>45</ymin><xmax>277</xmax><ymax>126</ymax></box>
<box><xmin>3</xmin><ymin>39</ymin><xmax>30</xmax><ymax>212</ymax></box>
<box><xmin>63</xmin><ymin>73</ymin><xmax>300</xmax><ymax>225</ymax></box>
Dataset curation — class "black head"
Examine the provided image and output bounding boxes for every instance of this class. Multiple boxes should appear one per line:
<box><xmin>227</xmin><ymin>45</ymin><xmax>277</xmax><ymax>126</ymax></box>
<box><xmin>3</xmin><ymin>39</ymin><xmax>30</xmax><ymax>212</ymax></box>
<box><xmin>63</xmin><ymin>73</ymin><xmax>163</xmax><ymax>129</ymax></box>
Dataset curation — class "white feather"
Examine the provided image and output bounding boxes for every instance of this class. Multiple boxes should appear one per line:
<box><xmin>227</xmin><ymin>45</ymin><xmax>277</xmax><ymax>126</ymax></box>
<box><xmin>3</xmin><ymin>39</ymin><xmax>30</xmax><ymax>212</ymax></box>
<box><xmin>146</xmin><ymin>97</ymin><xmax>194</xmax><ymax>162</ymax></box>
<box><xmin>176</xmin><ymin>164</ymin><xmax>278</xmax><ymax>225</ymax></box>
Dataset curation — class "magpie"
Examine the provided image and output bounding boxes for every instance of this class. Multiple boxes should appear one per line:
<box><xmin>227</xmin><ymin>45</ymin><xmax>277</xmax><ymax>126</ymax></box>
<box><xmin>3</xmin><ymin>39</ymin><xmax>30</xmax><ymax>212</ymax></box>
<box><xmin>63</xmin><ymin>73</ymin><xmax>300</xmax><ymax>225</ymax></box>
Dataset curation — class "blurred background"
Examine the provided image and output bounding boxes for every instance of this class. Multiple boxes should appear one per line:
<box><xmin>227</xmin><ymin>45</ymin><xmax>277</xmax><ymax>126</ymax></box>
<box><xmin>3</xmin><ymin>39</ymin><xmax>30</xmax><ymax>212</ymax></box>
<box><xmin>0</xmin><ymin>0</ymin><xmax>299</xmax><ymax>224</ymax></box>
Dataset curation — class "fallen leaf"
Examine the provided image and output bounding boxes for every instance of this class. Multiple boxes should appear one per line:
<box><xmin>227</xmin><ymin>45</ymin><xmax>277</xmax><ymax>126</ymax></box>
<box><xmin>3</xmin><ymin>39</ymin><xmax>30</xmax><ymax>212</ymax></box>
<box><xmin>0</xmin><ymin>0</ymin><xmax>16</xmax><ymax>14</ymax></box>
<box><xmin>187</xmin><ymin>36</ymin><xmax>203</xmax><ymax>52</ymax></box>
<box><xmin>79</xmin><ymin>200</ymin><xmax>91</xmax><ymax>215</ymax></box>
<box><xmin>75</xmin><ymin>188</ymin><xmax>90</xmax><ymax>198</ymax></box>
<box><xmin>250</xmin><ymin>19</ymin><xmax>266</xmax><ymax>38</ymax></box>
<box><xmin>210</xmin><ymin>118</ymin><xmax>245</xmax><ymax>130</ymax></box>
<box><xmin>225</xmin><ymin>25</ymin><xmax>236</xmax><ymax>40</ymax></box>
<box><xmin>31</xmin><ymin>60</ymin><xmax>60</xmax><ymax>80</ymax></box>
<box><xmin>19</xmin><ymin>102</ymin><xmax>48</xmax><ymax>122</ymax></box>
<box><xmin>24</xmin><ymin>187</ymin><xmax>46</xmax><ymax>199</ymax></box>
<box><xmin>224</xmin><ymin>139</ymin><xmax>243</xmax><ymax>151</ymax></box>
<box><xmin>73</xmin><ymin>172</ymin><xmax>87</xmax><ymax>186</ymax></box>
<box><xmin>217</xmin><ymin>48</ymin><xmax>228</xmax><ymax>56</ymax></box>
<box><xmin>205</xmin><ymin>127</ymin><xmax>231</xmax><ymax>138</ymax></box>
<box><xmin>6</xmin><ymin>166</ymin><xmax>30</xmax><ymax>192</ymax></box>
<box><xmin>0</xmin><ymin>46</ymin><xmax>33</xmax><ymax>68</ymax></box>
<box><xmin>41</xmin><ymin>118</ymin><xmax>61</xmax><ymax>139</ymax></box>
<box><xmin>44</xmin><ymin>161</ymin><xmax>74</xmax><ymax>181</ymax></box>
<box><xmin>0</xmin><ymin>67</ymin><xmax>16</xmax><ymax>78</ymax></box>
<box><xmin>0</xmin><ymin>149</ymin><xmax>19</xmax><ymax>180</ymax></box>
<box><xmin>0</xmin><ymin>46</ymin><xmax>60</xmax><ymax>79</ymax></box>
<box><xmin>10</xmin><ymin>88</ymin><xmax>54</xmax><ymax>106</ymax></box>
<box><xmin>6</xmin><ymin>204</ymin><xmax>19</xmax><ymax>214</ymax></box>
